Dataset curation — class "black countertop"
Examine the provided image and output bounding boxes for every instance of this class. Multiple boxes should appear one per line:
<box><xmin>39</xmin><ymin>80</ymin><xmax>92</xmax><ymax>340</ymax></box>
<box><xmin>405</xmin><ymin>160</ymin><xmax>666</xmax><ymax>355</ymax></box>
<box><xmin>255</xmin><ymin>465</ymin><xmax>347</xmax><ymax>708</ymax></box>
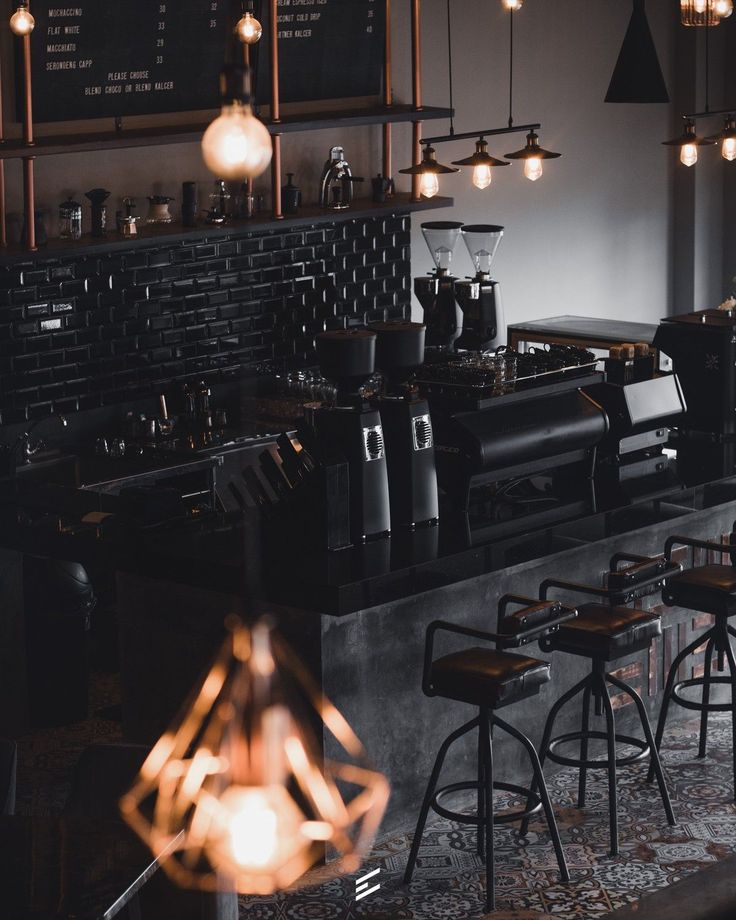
<box><xmin>4</xmin><ymin>452</ymin><xmax>736</xmax><ymax>616</ymax></box>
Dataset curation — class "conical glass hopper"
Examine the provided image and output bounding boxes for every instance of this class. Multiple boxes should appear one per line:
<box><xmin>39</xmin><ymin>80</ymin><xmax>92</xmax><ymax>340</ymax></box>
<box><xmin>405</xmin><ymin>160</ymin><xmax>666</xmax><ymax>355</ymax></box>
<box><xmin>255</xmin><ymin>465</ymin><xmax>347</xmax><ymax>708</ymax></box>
<box><xmin>421</xmin><ymin>221</ymin><xmax>463</xmax><ymax>274</ymax></box>
<box><xmin>461</xmin><ymin>224</ymin><xmax>504</xmax><ymax>277</ymax></box>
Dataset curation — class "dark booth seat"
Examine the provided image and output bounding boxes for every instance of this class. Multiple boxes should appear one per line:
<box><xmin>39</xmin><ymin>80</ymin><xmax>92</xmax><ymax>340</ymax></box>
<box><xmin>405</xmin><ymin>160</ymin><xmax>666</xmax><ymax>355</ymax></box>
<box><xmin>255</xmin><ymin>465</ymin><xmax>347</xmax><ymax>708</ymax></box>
<box><xmin>663</xmin><ymin>564</ymin><xmax>736</xmax><ymax>617</ymax></box>
<box><xmin>429</xmin><ymin>647</ymin><xmax>550</xmax><ymax>708</ymax></box>
<box><xmin>546</xmin><ymin>603</ymin><xmax>661</xmax><ymax>660</ymax></box>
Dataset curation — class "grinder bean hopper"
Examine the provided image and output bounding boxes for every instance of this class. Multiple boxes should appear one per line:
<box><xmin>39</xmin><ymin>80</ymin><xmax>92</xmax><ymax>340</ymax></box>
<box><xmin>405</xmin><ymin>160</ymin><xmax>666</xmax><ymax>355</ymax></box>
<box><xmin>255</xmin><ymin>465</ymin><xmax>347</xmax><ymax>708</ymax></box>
<box><xmin>415</xmin><ymin>221</ymin><xmax>464</xmax><ymax>351</ymax></box>
<box><xmin>370</xmin><ymin>321</ymin><xmax>439</xmax><ymax>529</ymax></box>
<box><xmin>456</xmin><ymin>224</ymin><xmax>506</xmax><ymax>352</ymax></box>
<box><xmin>314</xmin><ymin>330</ymin><xmax>391</xmax><ymax>542</ymax></box>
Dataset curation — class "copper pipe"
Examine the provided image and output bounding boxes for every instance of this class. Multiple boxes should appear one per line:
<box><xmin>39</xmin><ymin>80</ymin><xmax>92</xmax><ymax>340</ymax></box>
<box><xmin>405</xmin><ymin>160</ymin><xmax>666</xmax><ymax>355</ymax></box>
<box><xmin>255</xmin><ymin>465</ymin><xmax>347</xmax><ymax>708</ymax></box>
<box><xmin>411</xmin><ymin>123</ymin><xmax>421</xmax><ymax>201</ymax></box>
<box><xmin>383</xmin><ymin>125</ymin><xmax>392</xmax><ymax>182</ymax></box>
<box><xmin>242</xmin><ymin>37</ymin><xmax>253</xmax><ymax>203</ymax></box>
<box><xmin>269</xmin><ymin>0</ymin><xmax>280</xmax><ymax>123</ymax></box>
<box><xmin>22</xmin><ymin>34</ymin><xmax>34</xmax><ymax>145</ymax></box>
<box><xmin>384</xmin><ymin>0</ymin><xmax>392</xmax><ymax>107</ymax></box>
<box><xmin>271</xmin><ymin>134</ymin><xmax>283</xmax><ymax>220</ymax></box>
<box><xmin>411</xmin><ymin>0</ymin><xmax>422</xmax><ymax>111</ymax></box>
<box><xmin>410</xmin><ymin>0</ymin><xmax>422</xmax><ymax>200</ymax></box>
<box><xmin>268</xmin><ymin>0</ymin><xmax>282</xmax><ymax>219</ymax></box>
<box><xmin>23</xmin><ymin>158</ymin><xmax>36</xmax><ymax>251</ymax></box>
<box><xmin>382</xmin><ymin>0</ymin><xmax>393</xmax><ymax>181</ymax></box>
<box><xmin>22</xmin><ymin>27</ymin><xmax>35</xmax><ymax>249</ymax></box>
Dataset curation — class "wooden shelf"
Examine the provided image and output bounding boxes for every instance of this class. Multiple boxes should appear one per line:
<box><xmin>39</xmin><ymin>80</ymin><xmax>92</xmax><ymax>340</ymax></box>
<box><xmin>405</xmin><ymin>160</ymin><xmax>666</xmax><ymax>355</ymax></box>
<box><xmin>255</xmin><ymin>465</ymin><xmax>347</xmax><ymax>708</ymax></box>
<box><xmin>0</xmin><ymin>105</ymin><xmax>453</xmax><ymax>161</ymax></box>
<box><xmin>0</xmin><ymin>194</ymin><xmax>454</xmax><ymax>265</ymax></box>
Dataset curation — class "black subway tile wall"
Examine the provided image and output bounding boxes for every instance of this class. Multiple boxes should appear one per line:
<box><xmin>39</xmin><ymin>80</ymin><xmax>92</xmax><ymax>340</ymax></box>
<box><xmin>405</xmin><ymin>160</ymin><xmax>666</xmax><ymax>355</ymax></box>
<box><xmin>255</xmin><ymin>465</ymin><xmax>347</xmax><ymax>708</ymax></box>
<box><xmin>0</xmin><ymin>213</ymin><xmax>411</xmax><ymax>424</ymax></box>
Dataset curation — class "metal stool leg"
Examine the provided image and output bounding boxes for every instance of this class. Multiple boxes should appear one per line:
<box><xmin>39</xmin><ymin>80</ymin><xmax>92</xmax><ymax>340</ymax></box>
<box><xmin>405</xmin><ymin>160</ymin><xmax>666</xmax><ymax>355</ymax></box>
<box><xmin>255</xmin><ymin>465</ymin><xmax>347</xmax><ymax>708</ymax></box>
<box><xmin>699</xmin><ymin>635</ymin><xmax>716</xmax><ymax>758</ymax></box>
<box><xmin>720</xmin><ymin>622</ymin><xmax>736</xmax><ymax>802</ymax></box>
<box><xmin>578</xmin><ymin>684</ymin><xmax>592</xmax><ymax>808</ymax></box>
<box><xmin>494</xmin><ymin>714</ymin><xmax>570</xmax><ymax>883</ymax></box>
<box><xmin>520</xmin><ymin>674</ymin><xmax>590</xmax><ymax>837</ymax></box>
<box><xmin>648</xmin><ymin>629</ymin><xmax>712</xmax><ymax>782</ymax></box>
<box><xmin>607</xmin><ymin>672</ymin><xmax>676</xmax><ymax>826</ymax></box>
<box><xmin>480</xmin><ymin>707</ymin><xmax>495</xmax><ymax>913</ymax></box>
<box><xmin>598</xmin><ymin>670</ymin><xmax>619</xmax><ymax>857</ymax></box>
<box><xmin>477</xmin><ymin>719</ymin><xmax>485</xmax><ymax>858</ymax></box>
<box><xmin>404</xmin><ymin>716</ymin><xmax>480</xmax><ymax>884</ymax></box>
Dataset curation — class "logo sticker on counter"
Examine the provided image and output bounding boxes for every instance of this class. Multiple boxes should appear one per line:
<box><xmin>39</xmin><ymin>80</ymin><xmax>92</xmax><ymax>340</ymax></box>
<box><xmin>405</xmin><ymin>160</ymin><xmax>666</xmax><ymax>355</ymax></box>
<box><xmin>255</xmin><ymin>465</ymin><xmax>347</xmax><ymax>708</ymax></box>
<box><xmin>354</xmin><ymin>866</ymin><xmax>381</xmax><ymax>902</ymax></box>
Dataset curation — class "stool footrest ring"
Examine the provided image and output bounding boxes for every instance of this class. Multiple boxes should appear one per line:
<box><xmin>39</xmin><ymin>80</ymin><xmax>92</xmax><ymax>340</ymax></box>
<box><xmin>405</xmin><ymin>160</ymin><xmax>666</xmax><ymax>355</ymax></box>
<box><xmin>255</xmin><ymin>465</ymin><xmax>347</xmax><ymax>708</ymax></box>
<box><xmin>547</xmin><ymin>730</ymin><xmax>649</xmax><ymax>769</ymax></box>
<box><xmin>672</xmin><ymin>677</ymin><xmax>734</xmax><ymax>713</ymax></box>
<box><xmin>432</xmin><ymin>780</ymin><xmax>542</xmax><ymax>825</ymax></box>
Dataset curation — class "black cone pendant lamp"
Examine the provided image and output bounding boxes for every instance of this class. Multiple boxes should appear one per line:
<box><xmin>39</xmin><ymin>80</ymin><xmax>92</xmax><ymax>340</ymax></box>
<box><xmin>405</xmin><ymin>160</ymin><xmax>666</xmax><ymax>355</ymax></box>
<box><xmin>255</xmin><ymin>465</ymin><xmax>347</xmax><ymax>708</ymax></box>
<box><xmin>606</xmin><ymin>0</ymin><xmax>669</xmax><ymax>104</ymax></box>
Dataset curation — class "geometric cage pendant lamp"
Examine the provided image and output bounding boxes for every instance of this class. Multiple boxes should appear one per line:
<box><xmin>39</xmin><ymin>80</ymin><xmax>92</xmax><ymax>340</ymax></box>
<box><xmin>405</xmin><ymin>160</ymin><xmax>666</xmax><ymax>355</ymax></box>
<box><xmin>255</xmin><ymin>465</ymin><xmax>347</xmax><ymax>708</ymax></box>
<box><xmin>681</xmin><ymin>0</ymin><xmax>733</xmax><ymax>26</ymax></box>
<box><xmin>121</xmin><ymin>619</ymin><xmax>389</xmax><ymax>895</ymax></box>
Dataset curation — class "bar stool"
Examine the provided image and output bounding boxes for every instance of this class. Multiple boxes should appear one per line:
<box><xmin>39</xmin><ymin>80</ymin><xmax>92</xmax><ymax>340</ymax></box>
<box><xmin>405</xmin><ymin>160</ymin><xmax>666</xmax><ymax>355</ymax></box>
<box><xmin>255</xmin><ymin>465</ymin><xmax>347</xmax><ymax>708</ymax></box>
<box><xmin>650</xmin><ymin>531</ymin><xmax>736</xmax><ymax>797</ymax></box>
<box><xmin>403</xmin><ymin>595</ymin><xmax>576</xmax><ymax>912</ymax></box>
<box><xmin>520</xmin><ymin>554</ymin><xmax>679</xmax><ymax>855</ymax></box>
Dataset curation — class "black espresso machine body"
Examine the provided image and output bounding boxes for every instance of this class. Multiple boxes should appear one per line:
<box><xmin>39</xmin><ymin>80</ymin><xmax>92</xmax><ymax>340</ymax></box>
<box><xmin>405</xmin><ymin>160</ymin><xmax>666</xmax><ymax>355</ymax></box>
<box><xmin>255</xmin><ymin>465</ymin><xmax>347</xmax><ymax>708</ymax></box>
<box><xmin>370</xmin><ymin>321</ymin><xmax>439</xmax><ymax>528</ymax></box>
<box><xmin>314</xmin><ymin>329</ymin><xmax>391</xmax><ymax>543</ymax></box>
<box><xmin>416</xmin><ymin>348</ymin><xmax>608</xmax><ymax>512</ymax></box>
<box><xmin>654</xmin><ymin>310</ymin><xmax>736</xmax><ymax>437</ymax></box>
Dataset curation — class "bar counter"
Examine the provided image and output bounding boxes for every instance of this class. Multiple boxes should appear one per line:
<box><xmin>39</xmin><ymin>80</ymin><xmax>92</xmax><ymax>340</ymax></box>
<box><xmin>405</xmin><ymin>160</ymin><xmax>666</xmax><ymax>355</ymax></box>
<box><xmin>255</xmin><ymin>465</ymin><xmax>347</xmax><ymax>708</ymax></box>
<box><xmin>2</xmin><ymin>457</ymin><xmax>731</xmax><ymax>836</ymax></box>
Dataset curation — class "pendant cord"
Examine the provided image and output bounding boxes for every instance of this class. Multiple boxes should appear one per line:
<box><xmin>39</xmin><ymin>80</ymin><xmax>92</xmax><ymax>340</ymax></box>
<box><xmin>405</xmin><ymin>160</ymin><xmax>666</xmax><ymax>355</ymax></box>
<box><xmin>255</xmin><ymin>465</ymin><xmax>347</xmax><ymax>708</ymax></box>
<box><xmin>447</xmin><ymin>0</ymin><xmax>455</xmax><ymax>135</ymax></box>
<box><xmin>508</xmin><ymin>8</ymin><xmax>514</xmax><ymax>128</ymax></box>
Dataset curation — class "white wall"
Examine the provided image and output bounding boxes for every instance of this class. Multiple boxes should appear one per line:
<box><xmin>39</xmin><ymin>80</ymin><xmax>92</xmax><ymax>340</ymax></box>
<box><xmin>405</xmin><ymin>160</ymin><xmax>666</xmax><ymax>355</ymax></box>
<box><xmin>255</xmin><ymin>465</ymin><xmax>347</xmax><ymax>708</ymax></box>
<box><xmin>400</xmin><ymin>0</ymin><xmax>679</xmax><ymax>327</ymax></box>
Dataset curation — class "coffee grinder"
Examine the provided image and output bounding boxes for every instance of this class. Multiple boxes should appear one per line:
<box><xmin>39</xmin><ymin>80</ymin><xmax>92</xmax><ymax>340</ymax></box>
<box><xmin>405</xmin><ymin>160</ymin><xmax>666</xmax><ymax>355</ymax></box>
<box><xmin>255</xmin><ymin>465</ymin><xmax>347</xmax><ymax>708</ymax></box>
<box><xmin>415</xmin><ymin>221</ymin><xmax>464</xmax><ymax>352</ymax></box>
<box><xmin>314</xmin><ymin>330</ymin><xmax>391</xmax><ymax>542</ymax></box>
<box><xmin>370</xmin><ymin>321</ymin><xmax>439</xmax><ymax>529</ymax></box>
<box><xmin>455</xmin><ymin>224</ymin><xmax>506</xmax><ymax>352</ymax></box>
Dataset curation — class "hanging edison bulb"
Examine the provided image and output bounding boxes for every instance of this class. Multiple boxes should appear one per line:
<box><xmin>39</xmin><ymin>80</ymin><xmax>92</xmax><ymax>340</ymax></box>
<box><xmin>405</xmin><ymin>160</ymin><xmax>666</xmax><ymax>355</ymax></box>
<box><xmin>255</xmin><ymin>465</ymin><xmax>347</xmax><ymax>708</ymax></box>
<box><xmin>663</xmin><ymin>119</ymin><xmax>714</xmax><ymax>167</ymax></box>
<box><xmin>502</xmin><ymin>0</ymin><xmax>524</xmax><ymax>9</ymax></box>
<box><xmin>704</xmin><ymin>115</ymin><xmax>736</xmax><ymax>162</ymax></box>
<box><xmin>715</xmin><ymin>0</ymin><xmax>734</xmax><ymax>16</ymax></box>
<box><xmin>680</xmin><ymin>142</ymin><xmax>698</xmax><ymax>167</ymax></box>
<box><xmin>420</xmin><ymin>172</ymin><xmax>440</xmax><ymax>198</ymax></box>
<box><xmin>121</xmin><ymin>619</ymin><xmax>389</xmax><ymax>894</ymax></box>
<box><xmin>451</xmin><ymin>138</ymin><xmax>509</xmax><ymax>191</ymax></box>
<box><xmin>236</xmin><ymin>10</ymin><xmax>263</xmax><ymax>44</ymax></box>
<box><xmin>202</xmin><ymin>66</ymin><xmax>272</xmax><ymax>181</ymax></box>
<box><xmin>399</xmin><ymin>145</ymin><xmax>458</xmax><ymax>199</ymax></box>
<box><xmin>524</xmin><ymin>157</ymin><xmax>544</xmax><ymax>181</ymax></box>
<box><xmin>9</xmin><ymin>2</ymin><xmax>34</xmax><ymax>35</ymax></box>
<box><xmin>504</xmin><ymin>130</ymin><xmax>561</xmax><ymax>182</ymax></box>
<box><xmin>473</xmin><ymin>164</ymin><xmax>493</xmax><ymax>189</ymax></box>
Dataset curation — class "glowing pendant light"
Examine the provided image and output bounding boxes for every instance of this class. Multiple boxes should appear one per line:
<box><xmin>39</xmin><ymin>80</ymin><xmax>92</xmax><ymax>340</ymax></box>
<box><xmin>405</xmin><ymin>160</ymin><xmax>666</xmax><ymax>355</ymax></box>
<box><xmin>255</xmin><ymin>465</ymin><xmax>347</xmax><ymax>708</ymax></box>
<box><xmin>202</xmin><ymin>65</ymin><xmax>272</xmax><ymax>181</ymax></box>
<box><xmin>662</xmin><ymin>119</ymin><xmax>715</xmax><ymax>167</ymax></box>
<box><xmin>399</xmin><ymin>146</ymin><xmax>458</xmax><ymax>199</ymax></box>
<box><xmin>451</xmin><ymin>138</ymin><xmax>509</xmax><ymax>190</ymax></box>
<box><xmin>504</xmin><ymin>130</ymin><xmax>561</xmax><ymax>182</ymax></box>
<box><xmin>9</xmin><ymin>0</ymin><xmax>34</xmax><ymax>35</ymax></box>
<box><xmin>704</xmin><ymin>115</ymin><xmax>736</xmax><ymax>161</ymax></box>
<box><xmin>236</xmin><ymin>10</ymin><xmax>263</xmax><ymax>44</ymax></box>
<box><xmin>681</xmin><ymin>0</ymin><xmax>732</xmax><ymax>25</ymax></box>
<box><xmin>120</xmin><ymin>619</ymin><xmax>389</xmax><ymax>894</ymax></box>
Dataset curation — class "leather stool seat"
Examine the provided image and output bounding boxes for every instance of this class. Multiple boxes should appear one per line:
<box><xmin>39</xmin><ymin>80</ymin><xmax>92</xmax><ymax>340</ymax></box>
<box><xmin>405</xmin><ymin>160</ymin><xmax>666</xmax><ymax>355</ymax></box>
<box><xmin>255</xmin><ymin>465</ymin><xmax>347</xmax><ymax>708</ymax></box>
<box><xmin>663</xmin><ymin>565</ymin><xmax>736</xmax><ymax>617</ymax></box>
<box><xmin>546</xmin><ymin>604</ymin><xmax>661</xmax><ymax>661</ymax></box>
<box><xmin>430</xmin><ymin>647</ymin><xmax>550</xmax><ymax>707</ymax></box>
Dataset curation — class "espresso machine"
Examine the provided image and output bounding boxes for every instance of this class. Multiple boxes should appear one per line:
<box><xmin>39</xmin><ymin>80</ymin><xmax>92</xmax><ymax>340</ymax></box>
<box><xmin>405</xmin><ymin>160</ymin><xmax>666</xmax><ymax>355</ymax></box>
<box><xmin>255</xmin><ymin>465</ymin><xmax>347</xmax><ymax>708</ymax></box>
<box><xmin>319</xmin><ymin>146</ymin><xmax>363</xmax><ymax>210</ymax></box>
<box><xmin>415</xmin><ymin>221</ymin><xmax>464</xmax><ymax>353</ymax></box>
<box><xmin>455</xmin><ymin>224</ymin><xmax>506</xmax><ymax>352</ymax></box>
<box><xmin>313</xmin><ymin>330</ymin><xmax>391</xmax><ymax>542</ymax></box>
<box><xmin>370</xmin><ymin>321</ymin><xmax>439</xmax><ymax>529</ymax></box>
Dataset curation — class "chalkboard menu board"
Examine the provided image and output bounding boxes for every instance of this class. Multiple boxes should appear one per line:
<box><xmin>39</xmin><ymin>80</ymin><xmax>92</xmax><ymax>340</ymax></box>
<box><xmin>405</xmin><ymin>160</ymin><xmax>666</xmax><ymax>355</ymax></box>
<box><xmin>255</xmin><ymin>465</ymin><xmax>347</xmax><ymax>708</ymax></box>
<box><xmin>21</xmin><ymin>1</ymin><xmax>386</xmax><ymax>124</ymax></box>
